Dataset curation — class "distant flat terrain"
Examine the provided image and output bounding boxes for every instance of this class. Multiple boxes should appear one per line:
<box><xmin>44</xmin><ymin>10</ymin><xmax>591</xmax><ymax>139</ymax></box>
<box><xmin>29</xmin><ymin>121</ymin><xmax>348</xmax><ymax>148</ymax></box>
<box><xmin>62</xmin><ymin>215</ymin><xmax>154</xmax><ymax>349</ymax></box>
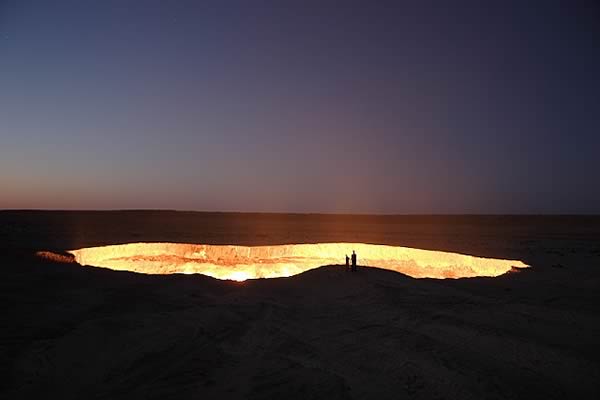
<box><xmin>1</xmin><ymin>211</ymin><xmax>599</xmax><ymax>399</ymax></box>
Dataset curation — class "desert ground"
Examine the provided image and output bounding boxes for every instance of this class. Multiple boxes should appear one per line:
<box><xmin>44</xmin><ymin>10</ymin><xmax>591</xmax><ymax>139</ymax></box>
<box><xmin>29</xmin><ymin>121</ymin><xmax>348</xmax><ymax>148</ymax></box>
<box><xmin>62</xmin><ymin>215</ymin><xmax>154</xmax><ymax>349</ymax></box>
<box><xmin>1</xmin><ymin>211</ymin><xmax>599</xmax><ymax>399</ymax></box>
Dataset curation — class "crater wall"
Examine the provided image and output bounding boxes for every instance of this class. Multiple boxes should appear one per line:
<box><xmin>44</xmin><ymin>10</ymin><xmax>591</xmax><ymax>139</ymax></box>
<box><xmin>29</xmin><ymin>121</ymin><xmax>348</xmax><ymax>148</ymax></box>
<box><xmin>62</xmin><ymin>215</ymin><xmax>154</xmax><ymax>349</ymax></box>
<box><xmin>68</xmin><ymin>242</ymin><xmax>529</xmax><ymax>280</ymax></box>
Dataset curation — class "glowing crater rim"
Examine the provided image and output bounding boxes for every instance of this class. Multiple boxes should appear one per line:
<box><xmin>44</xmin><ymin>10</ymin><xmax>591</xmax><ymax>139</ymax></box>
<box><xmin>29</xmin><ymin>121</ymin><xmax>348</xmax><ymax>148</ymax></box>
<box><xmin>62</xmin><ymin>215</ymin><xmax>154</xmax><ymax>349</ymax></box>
<box><xmin>67</xmin><ymin>242</ymin><xmax>529</xmax><ymax>281</ymax></box>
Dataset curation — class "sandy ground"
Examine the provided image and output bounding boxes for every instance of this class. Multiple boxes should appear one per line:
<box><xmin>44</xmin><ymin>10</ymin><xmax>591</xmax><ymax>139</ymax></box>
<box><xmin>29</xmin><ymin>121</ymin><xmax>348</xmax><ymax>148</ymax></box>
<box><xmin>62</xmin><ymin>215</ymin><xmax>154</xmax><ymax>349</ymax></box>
<box><xmin>1</xmin><ymin>211</ymin><xmax>599</xmax><ymax>399</ymax></box>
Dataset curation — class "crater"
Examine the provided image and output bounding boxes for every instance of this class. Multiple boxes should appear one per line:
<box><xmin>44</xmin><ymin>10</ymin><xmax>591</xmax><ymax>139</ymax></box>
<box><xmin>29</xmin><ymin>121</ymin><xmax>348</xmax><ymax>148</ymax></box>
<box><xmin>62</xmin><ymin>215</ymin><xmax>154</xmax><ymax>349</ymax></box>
<box><xmin>67</xmin><ymin>242</ymin><xmax>529</xmax><ymax>281</ymax></box>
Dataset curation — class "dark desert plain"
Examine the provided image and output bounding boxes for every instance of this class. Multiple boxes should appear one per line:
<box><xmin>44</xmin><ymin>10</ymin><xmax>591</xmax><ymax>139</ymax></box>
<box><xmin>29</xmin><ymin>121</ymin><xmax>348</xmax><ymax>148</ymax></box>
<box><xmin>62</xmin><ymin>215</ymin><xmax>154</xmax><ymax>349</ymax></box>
<box><xmin>1</xmin><ymin>211</ymin><xmax>599</xmax><ymax>399</ymax></box>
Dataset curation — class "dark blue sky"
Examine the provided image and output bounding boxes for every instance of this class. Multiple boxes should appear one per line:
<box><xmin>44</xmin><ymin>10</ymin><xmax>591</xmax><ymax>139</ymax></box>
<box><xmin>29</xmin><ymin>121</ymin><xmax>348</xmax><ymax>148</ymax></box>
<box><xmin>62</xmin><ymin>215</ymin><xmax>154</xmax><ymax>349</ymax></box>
<box><xmin>1</xmin><ymin>0</ymin><xmax>599</xmax><ymax>213</ymax></box>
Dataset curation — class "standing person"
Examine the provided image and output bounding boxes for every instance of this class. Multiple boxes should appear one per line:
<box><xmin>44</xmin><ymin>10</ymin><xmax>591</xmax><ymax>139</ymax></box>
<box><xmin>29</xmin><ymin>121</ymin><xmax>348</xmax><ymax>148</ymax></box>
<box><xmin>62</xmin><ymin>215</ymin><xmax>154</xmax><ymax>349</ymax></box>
<box><xmin>345</xmin><ymin>254</ymin><xmax>350</xmax><ymax>271</ymax></box>
<box><xmin>351</xmin><ymin>250</ymin><xmax>357</xmax><ymax>272</ymax></box>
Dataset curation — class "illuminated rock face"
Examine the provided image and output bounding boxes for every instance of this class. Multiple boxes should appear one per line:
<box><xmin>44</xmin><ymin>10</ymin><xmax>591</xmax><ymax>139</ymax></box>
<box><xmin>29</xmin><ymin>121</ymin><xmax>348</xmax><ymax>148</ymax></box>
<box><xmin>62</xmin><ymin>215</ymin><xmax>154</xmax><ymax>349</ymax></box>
<box><xmin>68</xmin><ymin>242</ymin><xmax>528</xmax><ymax>281</ymax></box>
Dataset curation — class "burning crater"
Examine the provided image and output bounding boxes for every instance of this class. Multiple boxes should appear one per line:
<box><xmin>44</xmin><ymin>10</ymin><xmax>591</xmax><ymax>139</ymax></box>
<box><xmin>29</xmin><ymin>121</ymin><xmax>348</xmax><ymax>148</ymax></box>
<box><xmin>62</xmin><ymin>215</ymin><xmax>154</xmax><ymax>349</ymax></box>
<box><xmin>67</xmin><ymin>243</ymin><xmax>528</xmax><ymax>281</ymax></box>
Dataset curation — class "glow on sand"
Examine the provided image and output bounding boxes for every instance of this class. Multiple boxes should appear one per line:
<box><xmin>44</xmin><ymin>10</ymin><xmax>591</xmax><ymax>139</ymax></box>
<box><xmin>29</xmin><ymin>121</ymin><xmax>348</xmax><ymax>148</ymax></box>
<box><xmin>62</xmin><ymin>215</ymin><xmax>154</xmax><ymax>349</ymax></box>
<box><xmin>68</xmin><ymin>243</ymin><xmax>529</xmax><ymax>281</ymax></box>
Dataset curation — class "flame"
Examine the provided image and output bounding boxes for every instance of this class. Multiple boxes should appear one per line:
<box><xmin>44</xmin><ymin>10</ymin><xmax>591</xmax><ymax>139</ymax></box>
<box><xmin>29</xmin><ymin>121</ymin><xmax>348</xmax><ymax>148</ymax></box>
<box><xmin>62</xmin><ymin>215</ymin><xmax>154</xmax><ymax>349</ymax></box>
<box><xmin>228</xmin><ymin>271</ymin><xmax>252</xmax><ymax>281</ymax></box>
<box><xmin>66</xmin><ymin>242</ymin><xmax>529</xmax><ymax>281</ymax></box>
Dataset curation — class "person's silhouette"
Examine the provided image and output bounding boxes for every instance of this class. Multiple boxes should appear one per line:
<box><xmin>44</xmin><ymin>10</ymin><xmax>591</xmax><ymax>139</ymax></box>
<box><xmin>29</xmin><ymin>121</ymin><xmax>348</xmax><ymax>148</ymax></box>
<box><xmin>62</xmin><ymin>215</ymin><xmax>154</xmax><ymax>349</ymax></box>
<box><xmin>345</xmin><ymin>254</ymin><xmax>350</xmax><ymax>270</ymax></box>
<box><xmin>351</xmin><ymin>250</ymin><xmax>357</xmax><ymax>272</ymax></box>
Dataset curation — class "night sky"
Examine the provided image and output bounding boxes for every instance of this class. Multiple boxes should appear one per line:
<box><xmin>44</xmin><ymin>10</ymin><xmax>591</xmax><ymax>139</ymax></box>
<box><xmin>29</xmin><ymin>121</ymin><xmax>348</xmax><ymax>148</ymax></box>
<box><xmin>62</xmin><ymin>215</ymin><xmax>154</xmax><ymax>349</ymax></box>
<box><xmin>1</xmin><ymin>1</ymin><xmax>599</xmax><ymax>213</ymax></box>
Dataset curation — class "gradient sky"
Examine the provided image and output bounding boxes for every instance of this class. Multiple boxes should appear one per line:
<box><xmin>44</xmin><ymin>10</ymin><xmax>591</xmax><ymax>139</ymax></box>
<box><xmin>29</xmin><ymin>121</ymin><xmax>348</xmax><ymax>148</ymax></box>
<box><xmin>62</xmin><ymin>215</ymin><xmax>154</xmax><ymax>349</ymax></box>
<box><xmin>1</xmin><ymin>0</ymin><xmax>599</xmax><ymax>213</ymax></box>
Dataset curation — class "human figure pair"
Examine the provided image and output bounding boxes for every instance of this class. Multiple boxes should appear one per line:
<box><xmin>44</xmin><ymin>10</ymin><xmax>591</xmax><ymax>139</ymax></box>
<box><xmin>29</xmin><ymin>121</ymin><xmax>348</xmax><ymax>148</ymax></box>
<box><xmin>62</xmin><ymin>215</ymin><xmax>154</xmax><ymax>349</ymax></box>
<box><xmin>345</xmin><ymin>250</ymin><xmax>357</xmax><ymax>272</ymax></box>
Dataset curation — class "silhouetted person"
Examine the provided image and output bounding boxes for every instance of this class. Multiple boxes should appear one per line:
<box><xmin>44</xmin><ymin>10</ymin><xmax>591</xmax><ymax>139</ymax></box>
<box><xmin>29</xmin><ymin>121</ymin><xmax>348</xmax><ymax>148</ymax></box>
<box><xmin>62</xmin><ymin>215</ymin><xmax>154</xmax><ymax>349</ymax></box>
<box><xmin>351</xmin><ymin>250</ymin><xmax>357</xmax><ymax>272</ymax></box>
<box><xmin>345</xmin><ymin>254</ymin><xmax>350</xmax><ymax>270</ymax></box>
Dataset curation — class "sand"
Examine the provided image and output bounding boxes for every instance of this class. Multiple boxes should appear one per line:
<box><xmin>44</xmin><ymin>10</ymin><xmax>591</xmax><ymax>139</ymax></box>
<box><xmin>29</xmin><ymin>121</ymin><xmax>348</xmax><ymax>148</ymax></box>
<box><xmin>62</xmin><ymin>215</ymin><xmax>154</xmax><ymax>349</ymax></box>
<box><xmin>1</xmin><ymin>211</ymin><xmax>599</xmax><ymax>399</ymax></box>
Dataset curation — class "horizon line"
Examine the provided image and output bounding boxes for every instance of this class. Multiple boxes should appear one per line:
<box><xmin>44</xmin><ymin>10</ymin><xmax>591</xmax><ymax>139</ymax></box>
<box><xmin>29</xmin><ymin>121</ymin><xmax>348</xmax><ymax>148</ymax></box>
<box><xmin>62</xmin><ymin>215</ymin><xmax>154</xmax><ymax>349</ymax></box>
<box><xmin>1</xmin><ymin>209</ymin><xmax>599</xmax><ymax>217</ymax></box>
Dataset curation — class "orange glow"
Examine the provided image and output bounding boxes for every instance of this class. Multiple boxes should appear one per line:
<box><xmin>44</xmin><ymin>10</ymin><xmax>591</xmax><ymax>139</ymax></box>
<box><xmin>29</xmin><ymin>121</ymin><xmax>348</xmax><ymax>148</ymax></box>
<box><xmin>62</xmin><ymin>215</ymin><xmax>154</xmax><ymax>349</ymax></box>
<box><xmin>67</xmin><ymin>242</ymin><xmax>529</xmax><ymax>281</ymax></box>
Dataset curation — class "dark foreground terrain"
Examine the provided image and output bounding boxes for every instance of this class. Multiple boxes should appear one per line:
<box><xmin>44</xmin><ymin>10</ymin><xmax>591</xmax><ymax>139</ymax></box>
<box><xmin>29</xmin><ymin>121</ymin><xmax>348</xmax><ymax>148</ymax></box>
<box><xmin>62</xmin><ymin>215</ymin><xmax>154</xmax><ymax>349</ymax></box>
<box><xmin>1</xmin><ymin>211</ymin><xmax>600</xmax><ymax>399</ymax></box>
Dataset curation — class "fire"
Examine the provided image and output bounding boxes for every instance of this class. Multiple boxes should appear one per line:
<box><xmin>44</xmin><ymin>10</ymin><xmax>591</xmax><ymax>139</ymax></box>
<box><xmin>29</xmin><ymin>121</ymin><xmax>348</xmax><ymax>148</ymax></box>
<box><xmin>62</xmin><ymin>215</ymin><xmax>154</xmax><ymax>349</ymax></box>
<box><xmin>67</xmin><ymin>243</ymin><xmax>529</xmax><ymax>281</ymax></box>
<box><xmin>229</xmin><ymin>271</ymin><xmax>252</xmax><ymax>281</ymax></box>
